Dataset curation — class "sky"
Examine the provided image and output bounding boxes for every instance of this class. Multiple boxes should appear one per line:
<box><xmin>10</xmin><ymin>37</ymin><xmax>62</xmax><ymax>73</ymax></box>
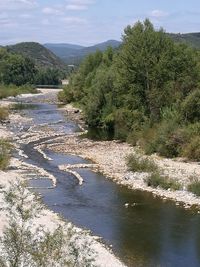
<box><xmin>1</xmin><ymin>0</ymin><xmax>200</xmax><ymax>46</ymax></box>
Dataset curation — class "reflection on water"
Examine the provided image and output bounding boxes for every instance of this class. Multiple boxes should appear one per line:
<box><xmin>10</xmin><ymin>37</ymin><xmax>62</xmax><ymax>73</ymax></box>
<box><xmin>22</xmin><ymin>102</ymin><xmax>200</xmax><ymax>267</ymax></box>
<box><xmin>30</xmin><ymin>163</ymin><xmax>200</xmax><ymax>267</ymax></box>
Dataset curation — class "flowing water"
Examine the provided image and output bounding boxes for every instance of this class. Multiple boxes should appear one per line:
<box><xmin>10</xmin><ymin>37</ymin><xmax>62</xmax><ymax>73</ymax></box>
<box><xmin>13</xmin><ymin>98</ymin><xmax>200</xmax><ymax>267</ymax></box>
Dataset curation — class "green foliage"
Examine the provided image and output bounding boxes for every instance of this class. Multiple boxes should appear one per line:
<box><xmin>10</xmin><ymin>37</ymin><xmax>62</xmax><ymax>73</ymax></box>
<box><xmin>0</xmin><ymin>181</ymin><xmax>96</xmax><ymax>267</ymax></box>
<box><xmin>0</xmin><ymin>84</ymin><xmax>37</xmax><ymax>99</ymax></box>
<box><xmin>0</xmin><ymin>49</ymin><xmax>36</xmax><ymax>86</ymax></box>
<box><xmin>0</xmin><ymin>48</ymin><xmax>64</xmax><ymax>87</ymax></box>
<box><xmin>126</xmin><ymin>153</ymin><xmax>158</xmax><ymax>172</ymax></box>
<box><xmin>59</xmin><ymin>19</ymin><xmax>200</xmax><ymax>160</ymax></box>
<box><xmin>34</xmin><ymin>68</ymin><xmax>61</xmax><ymax>85</ymax></box>
<box><xmin>7</xmin><ymin>42</ymin><xmax>66</xmax><ymax>70</ymax></box>
<box><xmin>169</xmin><ymin>32</ymin><xmax>200</xmax><ymax>49</ymax></box>
<box><xmin>146</xmin><ymin>172</ymin><xmax>181</xmax><ymax>190</ymax></box>
<box><xmin>181</xmin><ymin>89</ymin><xmax>200</xmax><ymax>123</ymax></box>
<box><xmin>0</xmin><ymin>107</ymin><xmax>9</xmax><ymax>121</ymax></box>
<box><xmin>0</xmin><ymin>139</ymin><xmax>12</xmax><ymax>170</ymax></box>
<box><xmin>182</xmin><ymin>136</ymin><xmax>200</xmax><ymax>161</ymax></box>
<box><xmin>187</xmin><ymin>177</ymin><xmax>200</xmax><ymax>196</ymax></box>
<box><xmin>143</xmin><ymin>120</ymin><xmax>186</xmax><ymax>157</ymax></box>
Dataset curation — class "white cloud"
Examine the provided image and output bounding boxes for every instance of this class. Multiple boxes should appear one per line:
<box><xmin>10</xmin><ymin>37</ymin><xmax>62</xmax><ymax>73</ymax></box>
<box><xmin>61</xmin><ymin>16</ymin><xmax>87</xmax><ymax>24</ymax></box>
<box><xmin>19</xmin><ymin>13</ymin><xmax>33</xmax><ymax>18</ymax></box>
<box><xmin>67</xmin><ymin>0</ymin><xmax>94</xmax><ymax>4</ymax></box>
<box><xmin>42</xmin><ymin>7</ymin><xmax>63</xmax><ymax>15</ymax></box>
<box><xmin>65</xmin><ymin>0</ymin><xmax>94</xmax><ymax>11</ymax></box>
<box><xmin>0</xmin><ymin>0</ymin><xmax>37</xmax><ymax>10</ymax></box>
<box><xmin>150</xmin><ymin>10</ymin><xmax>169</xmax><ymax>18</ymax></box>
<box><xmin>66</xmin><ymin>4</ymin><xmax>87</xmax><ymax>10</ymax></box>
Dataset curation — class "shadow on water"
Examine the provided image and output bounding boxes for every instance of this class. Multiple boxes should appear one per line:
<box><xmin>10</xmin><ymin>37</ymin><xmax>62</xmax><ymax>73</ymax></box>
<box><xmin>20</xmin><ymin>103</ymin><xmax>200</xmax><ymax>267</ymax></box>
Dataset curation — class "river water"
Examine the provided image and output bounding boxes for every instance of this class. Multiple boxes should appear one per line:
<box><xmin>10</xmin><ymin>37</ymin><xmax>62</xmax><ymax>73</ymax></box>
<box><xmin>13</xmin><ymin>99</ymin><xmax>200</xmax><ymax>267</ymax></box>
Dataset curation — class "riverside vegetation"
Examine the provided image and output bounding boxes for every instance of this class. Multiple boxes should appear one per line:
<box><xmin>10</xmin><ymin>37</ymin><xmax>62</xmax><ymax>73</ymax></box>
<box><xmin>59</xmin><ymin>19</ymin><xmax>200</xmax><ymax>161</ymax></box>
<box><xmin>59</xmin><ymin>19</ymin><xmax>200</xmax><ymax>192</ymax></box>
<box><xmin>0</xmin><ymin>182</ymin><xmax>95</xmax><ymax>267</ymax></box>
<box><xmin>0</xmin><ymin>47</ymin><xmax>65</xmax><ymax>87</ymax></box>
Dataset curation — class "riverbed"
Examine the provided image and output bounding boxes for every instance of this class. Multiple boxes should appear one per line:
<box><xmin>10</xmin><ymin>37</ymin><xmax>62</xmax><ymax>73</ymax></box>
<box><xmin>5</xmin><ymin>90</ymin><xmax>200</xmax><ymax>267</ymax></box>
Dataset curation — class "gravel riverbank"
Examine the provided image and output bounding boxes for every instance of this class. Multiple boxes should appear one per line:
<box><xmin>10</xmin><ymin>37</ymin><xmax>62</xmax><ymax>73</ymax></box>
<box><xmin>45</xmin><ymin>104</ymin><xmax>200</xmax><ymax>210</ymax></box>
<box><xmin>0</xmin><ymin>90</ymin><xmax>126</xmax><ymax>267</ymax></box>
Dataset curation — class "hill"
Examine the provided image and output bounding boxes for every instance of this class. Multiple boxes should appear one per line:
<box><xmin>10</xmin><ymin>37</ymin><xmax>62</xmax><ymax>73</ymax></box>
<box><xmin>168</xmin><ymin>32</ymin><xmax>200</xmax><ymax>49</ymax></box>
<box><xmin>7</xmin><ymin>42</ymin><xmax>66</xmax><ymax>69</ymax></box>
<box><xmin>45</xmin><ymin>34</ymin><xmax>200</xmax><ymax>65</ymax></box>
<box><xmin>44</xmin><ymin>40</ymin><xmax>121</xmax><ymax>65</ymax></box>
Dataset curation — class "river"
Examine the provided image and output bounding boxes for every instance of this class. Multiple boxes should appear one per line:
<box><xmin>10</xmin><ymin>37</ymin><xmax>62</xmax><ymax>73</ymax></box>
<box><xmin>11</xmin><ymin>93</ymin><xmax>200</xmax><ymax>267</ymax></box>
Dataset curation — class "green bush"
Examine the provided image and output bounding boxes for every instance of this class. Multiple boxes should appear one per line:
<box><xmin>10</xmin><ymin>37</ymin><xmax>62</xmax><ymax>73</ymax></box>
<box><xmin>0</xmin><ymin>182</ymin><xmax>95</xmax><ymax>267</ymax></box>
<box><xmin>146</xmin><ymin>172</ymin><xmax>181</xmax><ymax>190</ymax></box>
<box><xmin>143</xmin><ymin>120</ymin><xmax>186</xmax><ymax>158</ymax></box>
<box><xmin>58</xmin><ymin>85</ymin><xmax>74</xmax><ymax>103</ymax></box>
<box><xmin>0</xmin><ymin>107</ymin><xmax>9</xmax><ymax>121</ymax></box>
<box><xmin>181</xmin><ymin>89</ymin><xmax>200</xmax><ymax>123</ymax></box>
<box><xmin>187</xmin><ymin>177</ymin><xmax>200</xmax><ymax>196</ymax></box>
<box><xmin>182</xmin><ymin>136</ymin><xmax>200</xmax><ymax>161</ymax></box>
<box><xmin>0</xmin><ymin>84</ymin><xmax>37</xmax><ymax>99</ymax></box>
<box><xmin>0</xmin><ymin>139</ymin><xmax>12</xmax><ymax>170</ymax></box>
<box><xmin>126</xmin><ymin>153</ymin><xmax>158</xmax><ymax>172</ymax></box>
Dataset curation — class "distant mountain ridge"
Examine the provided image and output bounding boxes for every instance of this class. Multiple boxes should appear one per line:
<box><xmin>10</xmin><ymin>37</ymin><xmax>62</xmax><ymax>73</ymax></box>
<box><xmin>45</xmin><ymin>34</ymin><xmax>200</xmax><ymax>65</ymax></box>
<box><xmin>2</xmin><ymin>33</ymin><xmax>200</xmax><ymax>69</ymax></box>
<box><xmin>168</xmin><ymin>32</ymin><xmax>200</xmax><ymax>49</ymax></box>
<box><xmin>7</xmin><ymin>42</ymin><xmax>66</xmax><ymax>69</ymax></box>
<box><xmin>44</xmin><ymin>40</ymin><xmax>121</xmax><ymax>65</ymax></box>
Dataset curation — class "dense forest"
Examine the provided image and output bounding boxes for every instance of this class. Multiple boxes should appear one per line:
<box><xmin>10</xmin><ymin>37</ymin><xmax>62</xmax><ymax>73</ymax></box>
<box><xmin>60</xmin><ymin>19</ymin><xmax>200</xmax><ymax>160</ymax></box>
<box><xmin>0</xmin><ymin>47</ymin><xmax>65</xmax><ymax>86</ymax></box>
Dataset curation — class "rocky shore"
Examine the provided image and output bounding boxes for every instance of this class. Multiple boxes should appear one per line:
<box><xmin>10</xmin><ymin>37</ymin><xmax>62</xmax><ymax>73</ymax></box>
<box><xmin>45</xmin><ymin>104</ymin><xmax>200</xmax><ymax>210</ymax></box>
<box><xmin>0</xmin><ymin>90</ymin><xmax>126</xmax><ymax>267</ymax></box>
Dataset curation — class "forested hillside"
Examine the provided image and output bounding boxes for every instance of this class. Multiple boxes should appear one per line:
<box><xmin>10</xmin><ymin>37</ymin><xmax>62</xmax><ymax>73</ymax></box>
<box><xmin>0</xmin><ymin>48</ymin><xmax>64</xmax><ymax>86</ymax></box>
<box><xmin>169</xmin><ymin>32</ymin><xmax>200</xmax><ymax>49</ymax></box>
<box><xmin>60</xmin><ymin>19</ymin><xmax>200</xmax><ymax>160</ymax></box>
<box><xmin>7</xmin><ymin>42</ymin><xmax>66</xmax><ymax>70</ymax></box>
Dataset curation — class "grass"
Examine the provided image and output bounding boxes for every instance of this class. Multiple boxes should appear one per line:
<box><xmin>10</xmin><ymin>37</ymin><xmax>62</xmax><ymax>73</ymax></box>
<box><xmin>127</xmin><ymin>153</ymin><xmax>181</xmax><ymax>191</ymax></box>
<box><xmin>0</xmin><ymin>84</ymin><xmax>37</xmax><ymax>99</ymax></box>
<box><xmin>146</xmin><ymin>171</ymin><xmax>181</xmax><ymax>191</ymax></box>
<box><xmin>187</xmin><ymin>177</ymin><xmax>200</xmax><ymax>196</ymax></box>
<box><xmin>126</xmin><ymin>153</ymin><xmax>158</xmax><ymax>172</ymax></box>
<box><xmin>0</xmin><ymin>107</ymin><xmax>9</xmax><ymax>121</ymax></box>
<box><xmin>0</xmin><ymin>139</ymin><xmax>12</xmax><ymax>170</ymax></box>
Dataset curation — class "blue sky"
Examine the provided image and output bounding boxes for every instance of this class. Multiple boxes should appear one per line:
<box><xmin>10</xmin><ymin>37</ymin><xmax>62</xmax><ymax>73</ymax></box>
<box><xmin>1</xmin><ymin>0</ymin><xmax>200</xmax><ymax>46</ymax></box>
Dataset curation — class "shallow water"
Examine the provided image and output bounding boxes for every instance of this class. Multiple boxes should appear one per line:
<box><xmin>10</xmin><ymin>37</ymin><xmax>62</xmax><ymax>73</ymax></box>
<box><xmin>18</xmin><ymin>101</ymin><xmax>200</xmax><ymax>267</ymax></box>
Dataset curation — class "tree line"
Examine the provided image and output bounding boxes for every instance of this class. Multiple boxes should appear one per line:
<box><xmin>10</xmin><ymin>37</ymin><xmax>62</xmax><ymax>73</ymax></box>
<box><xmin>0</xmin><ymin>48</ymin><xmax>64</xmax><ymax>86</ymax></box>
<box><xmin>60</xmin><ymin>19</ymin><xmax>200</xmax><ymax>160</ymax></box>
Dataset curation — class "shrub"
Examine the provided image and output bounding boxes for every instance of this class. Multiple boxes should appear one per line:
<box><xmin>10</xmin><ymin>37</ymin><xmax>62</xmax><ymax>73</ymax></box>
<box><xmin>0</xmin><ymin>84</ymin><xmax>37</xmax><ymax>99</ymax></box>
<box><xmin>182</xmin><ymin>136</ymin><xmax>200</xmax><ymax>161</ymax></box>
<box><xmin>0</xmin><ymin>181</ymin><xmax>96</xmax><ymax>267</ymax></box>
<box><xmin>126</xmin><ymin>153</ymin><xmax>158</xmax><ymax>172</ymax></box>
<box><xmin>181</xmin><ymin>89</ymin><xmax>200</xmax><ymax>123</ymax></box>
<box><xmin>146</xmin><ymin>171</ymin><xmax>181</xmax><ymax>190</ymax></box>
<box><xmin>0</xmin><ymin>139</ymin><xmax>12</xmax><ymax>170</ymax></box>
<box><xmin>58</xmin><ymin>85</ymin><xmax>75</xmax><ymax>104</ymax></box>
<box><xmin>143</xmin><ymin>120</ymin><xmax>186</xmax><ymax>158</ymax></box>
<box><xmin>187</xmin><ymin>177</ymin><xmax>200</xmax><ymax>196</ymax></box>
<box><xmin>0</xmin><ymin>107</ymin><xmax>9</xmax><ymax>121</ymax></box>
